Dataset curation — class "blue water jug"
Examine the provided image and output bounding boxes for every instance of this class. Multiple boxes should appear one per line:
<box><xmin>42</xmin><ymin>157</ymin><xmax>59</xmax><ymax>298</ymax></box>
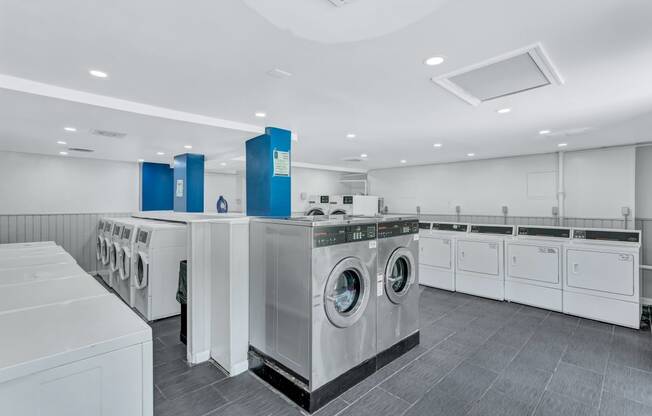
<box><xmin>216</xmin><ymin>195</ymin><xmax>229</xmax><ymax>213</ymax></box>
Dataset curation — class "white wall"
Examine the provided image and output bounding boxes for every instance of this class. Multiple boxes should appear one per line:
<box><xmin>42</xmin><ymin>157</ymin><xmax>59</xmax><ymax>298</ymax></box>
<box><xmin>636</xmin><ymin>146</ymin><xmax>652</xmax><ymax>218</ymax></box>
<box><xmin>369</xmin><ymin>147</ymin><xmax>636</xmax><ymax>219</ymax></box>
<box><xmin>564</xmin><ymin>147</ymin><xmax>636</xmax><ymax>219</ymax></box>
<box><xmin>291</xmin><ymin>167</ymin><xmax>348</xmax><ymax>213</ymax></box>
<box><xmin>204</xmin><ymin>172</ymin><xmax>244</xmax><ymax>213</ymax></box>
<box><xmin>0</xmin><ymin>151</ymin><xmax>139</xmax><ymax>214</ymax></box>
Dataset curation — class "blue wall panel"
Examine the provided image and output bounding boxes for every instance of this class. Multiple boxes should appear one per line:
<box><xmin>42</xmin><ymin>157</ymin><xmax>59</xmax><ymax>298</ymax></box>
<box><xmin>246</xmin><ymin>127</ymin><xmax>291</xmax><ymax>217</ymax></box>
<box><xmin>141</xmin><ymin>162</ymin><xmax>173</xmax><ymax>211</ymax></box>
<box><xmin>174</xmin><ymin>153</ymin><xmax>205</xmax><ymax>212</ymax></box>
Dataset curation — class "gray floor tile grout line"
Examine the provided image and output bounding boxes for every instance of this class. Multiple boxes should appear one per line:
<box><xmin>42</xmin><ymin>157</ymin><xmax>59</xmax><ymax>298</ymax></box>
<box><xmin>531</xmin><ymin>341</ymin><xmax>570</xmax><ymax>416</ymax></box>
<box><xmin>596</xmin><ymin>331</ymin><xmax>614</xmax><ymax>413</ymax></box>
<box><xmin>376</xmin><ymin>384</ymin><xmax>413</xmax><ymax>406</ymax></box>
<box><xmin>154</xmin><ymin>384</ymin><xmax>167</xmax><ymax>401</ymax></box>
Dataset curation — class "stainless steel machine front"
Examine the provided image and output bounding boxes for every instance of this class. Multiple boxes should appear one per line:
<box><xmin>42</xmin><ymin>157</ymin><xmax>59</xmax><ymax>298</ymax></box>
<box><xmin>249</xmin><ymin>216</ymin><xmax>378</xmax><ymax>411</ymax></box>
<box><xmin>376</xmin><ymin>217</ymin><xmax>420</xmax><ymax>366</ymax></box>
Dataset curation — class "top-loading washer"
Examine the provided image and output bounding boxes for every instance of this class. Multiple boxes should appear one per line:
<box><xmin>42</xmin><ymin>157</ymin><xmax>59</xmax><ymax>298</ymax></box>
<box><xmin>133</xmin><ymin>221</ymin><xmax>186</xmax><ymax>321</ymax></box>
<box><xmin>249</xmin><ymin>216</ymin><xmax>377</xmax><ymax>413</ymax></box>
<box><xmin>329</xmin><ymin>195</ymin><xmax>379</xmax><ymax>216</ymax></box>
<box><xmin>563</xmin><ymin>228</ymin><xmax>641</xmax><ymax>328</ymax></box>
<box><xmin>505</xmin><ymin>226</ymin><xmax>571</xmax><ymax>311</ymax></box>
<box><xmin>304</xmin><ymin>195</ymin><xmax>331</xmax><ymax>216</ymax></box>
<box><xmin>376</xmin><ymin>216</ymin><xmax>420</xmax><ymax>368</ymax></box>
<box><xmin>419</xmin><ymin>221</ymin><xmax>469</xmax><ymax>291</ymax></box>
<box><xmin>0</xmin><ymin>262</ymin><xmax>87</xmax><ymax>286</ymax></box>
<box><xmin>455</xmin><ymin>224</ymin><xmax>515</xmax><ymax>301</ymax></box>
<box><xmin>0</xmin><ymin>241</ymin><xmax>56</xmax><ymax>250</ymax></box>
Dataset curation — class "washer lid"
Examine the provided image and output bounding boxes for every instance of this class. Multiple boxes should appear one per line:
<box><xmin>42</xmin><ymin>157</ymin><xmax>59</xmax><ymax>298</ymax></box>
<box><xmin>0</xmin><ymin>295</ymin><xmax>151</xmax><ymax>383</ymax></box>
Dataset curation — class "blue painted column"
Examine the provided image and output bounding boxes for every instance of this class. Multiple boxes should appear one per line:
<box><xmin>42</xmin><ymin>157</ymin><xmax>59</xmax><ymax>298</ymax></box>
<box><xmin>140</xmin><ymin>162</ymin><xmax>173</xmax><ymax>211</ymax></box>
<box><xmin>173</xmin><ymin>153</ymin><xmax>205</xmax><ymax>212</ymax></box>
<box><xmin>246</xmin><ymin>127</ymin><xmax>291</xmax><ymax>217</ymax></box>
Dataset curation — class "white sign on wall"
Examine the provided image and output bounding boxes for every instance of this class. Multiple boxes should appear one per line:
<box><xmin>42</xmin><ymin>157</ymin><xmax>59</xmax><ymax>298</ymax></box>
<box><xmin>273</xmin><ymin>149</ymin><xmax>290</xmax><ymax>177</ymax></box>
<box><xmin>176</xmin><ymin>179</ymin><xmax>184</xmax><ymax>197</ymax></box>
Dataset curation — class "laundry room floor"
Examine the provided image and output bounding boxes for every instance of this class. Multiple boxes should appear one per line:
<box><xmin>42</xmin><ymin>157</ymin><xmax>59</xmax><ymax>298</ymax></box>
<box><xmin>150</xmin><ymin>287</ymin><xmax>652</xmax><ymax>416</ymax></box>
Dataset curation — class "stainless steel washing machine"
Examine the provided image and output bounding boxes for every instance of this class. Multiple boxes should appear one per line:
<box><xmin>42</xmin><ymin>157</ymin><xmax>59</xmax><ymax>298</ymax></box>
<box><xmin>249</xmin><ymin>216</ymin><xmax>378</xmax><ymax>413</ymax></box>
<box><xmin>376</xmin><ymin>216</ymin><xmax>420</xmax><ymax>368</ymax></box>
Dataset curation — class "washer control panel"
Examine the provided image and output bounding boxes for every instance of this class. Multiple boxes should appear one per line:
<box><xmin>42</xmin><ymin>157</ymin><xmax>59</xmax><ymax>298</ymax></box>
<box><xmin>518</xmin><ymin>226</ymin><xmax>570</xmax><ymax>238</ymax></box>
<box><xmin>470</xmin><ymin>225</ymin><xmax>514</xmax><ymax>235</ymax></box>
<box><xmin>313</xmin><ymin>224</ymin><xmax>377</xmax><ymax>247</ymax></box>
<box><xmin>432</xmin><ymin>223</ymin><xmax>468</xmax><ymax>232</ymax></box>
<box><xmin>573</xmin><ymin>229</ymin><xmax>640</xmax><ymax>243</ymax></box>
<box><xmin>378</xmin><ymin>220</ymin><xmax>419</xmax><ymax>239</ymax></box>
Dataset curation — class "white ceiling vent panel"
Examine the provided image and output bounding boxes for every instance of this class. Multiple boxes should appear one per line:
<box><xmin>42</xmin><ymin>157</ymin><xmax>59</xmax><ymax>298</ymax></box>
<box><xmin>432</xmin><ymin>44</ymin><xmax>564</xmax><ymax>106</ymax></box>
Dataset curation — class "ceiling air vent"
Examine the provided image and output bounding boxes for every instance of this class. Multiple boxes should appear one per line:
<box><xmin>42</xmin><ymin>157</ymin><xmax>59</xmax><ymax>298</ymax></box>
<box><xmin>68</xmin><ymin>147</ymin><xmax>95</xmax><ymax>153</ymax></box>
<box><xmin>432</xmin><ymin>44</ymin><xmax>564</xmax><ymax>106</ymax></box>
<box><xmin>91</xmin><ymin>129</ymin><xmax>127</xmax><ymax>139</ymax></box>
<box><xmin>342</xmin><ymin>157</ymin><xmax>363</xmax><ymax>162</ymax></box>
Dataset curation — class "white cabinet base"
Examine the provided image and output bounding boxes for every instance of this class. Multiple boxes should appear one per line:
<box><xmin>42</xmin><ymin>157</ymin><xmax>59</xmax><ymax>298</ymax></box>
<box><xmin>419</xmin><ymin>265</ymin><xmax>454</xmax><ymax>291</ymax></box>
<box><xmin>456</xmin><ymin>272</ymin><xmax>504</xmax><ymax>301</ymax></box>
<box><xmin>563</xmin><ymin>291</ymin><xmax>640</xmax><ymax>329</ymax></box>
<box><xmin>505</xmin><ymin>280</ymin><xmax>562</xmax><ymax>312</ymax></box>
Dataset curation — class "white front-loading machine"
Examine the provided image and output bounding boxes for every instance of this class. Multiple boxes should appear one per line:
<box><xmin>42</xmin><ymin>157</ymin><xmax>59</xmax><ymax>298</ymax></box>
<box><xmin>96</xmin><ymin>218</ymin><xmax>106</xmax><ymax>262</ymax></box>
<box><xmin>455</xmin><ymin>224</ymin><xmax>515</xmax><ymax>301</ymax></box>
<box><xmin>99</xmin><ymin>219</ymin><xmax>116</xmax><ymax>285</ymax></box>
<box><xmin>115</xmin><ymin>218</ymin><xmax>154</xmax><ymax>307</ymax></box>
<box><xmin>505</xmin><ymin>226</ymin><xmax>571</xmax><ymax>311</ymax></box>
<box><xmin>329</xmin><ymin>195</ymin><xmax>379</xmax><ymax>216</ymax></box>
<box><xmin>304</xmin><ymin>195</ymin><xmax>331</xmax><ymax>216</ymax></box>
<box><xmin>419</xmin><ymin>221</ymin><xmax>469</xmax><ymax>291</ymax></box>
<box><xmin>563</xmin><ymin>228</ymin><xmax>641</xmax><ymax>328</ymax></box>
<box><xmin>108</xmin><ymin>221</ymin><xmax>125</xmax><ymax>288</ymax></box>
<box><xmin>133</xmin><ymin>222</ymin><xmax>186</xmax><ymax>321</ymax></box>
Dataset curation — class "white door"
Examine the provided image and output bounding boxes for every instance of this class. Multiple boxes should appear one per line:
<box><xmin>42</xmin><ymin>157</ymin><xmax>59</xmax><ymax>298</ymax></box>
<box><xmin>420</xmin><ymin>237</ymin><xmax>452</xmax><ymax>269</ymax></box>
<box><xmin>457</xmin><ymin>240</ymin><xmax>499</xmax><ymax>275</ymax></box>
<box><xmin>508</xmin><ymin>244</ymin><xmax>560</xmax><ymax>284</ymax></box>
<box><xmin>566</xmin><ymin>249</ymin><xmax>634</xmax><ymax>296</ymax></box>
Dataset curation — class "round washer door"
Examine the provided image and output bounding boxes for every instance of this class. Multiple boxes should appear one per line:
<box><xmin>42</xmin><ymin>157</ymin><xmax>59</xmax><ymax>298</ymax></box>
<box><xmin>109</xmin><ymin>243</ymin><xmax>119</xmax><ymax>271</ymax></box>
<box><xmin>96</xmin><ymin>236</ymin><xmax>103</xmax><ymax>260</ymax></box>
<box><xmin>118</xmin><ymin>247</ymin><xmax>130</xmax><ymax>280</ymax></box>
<box><xmin>306</xmin><ymin>208</ymin><xmax>325</xmax><ymax>216</ymax></box>
<box><xmin>135</xmin><ymin>252</ymin><xmax>149</xmax><ymax>289</ymax></box>
<box><xmin>101</xmin><ymin>238</ymin><xmax>109</xmax><ymax>265</ymax></box>
<box><xmin>324</xmin><ymin>257</ymin><xmax>371</xmax><ymax>328</ymax></box>
<box><xmin>384</xmin><ymin>247</ymin><xmax>416</xmax><ymax>304</ymax></box>
<box><xmin>330</xmin><ymin>209</ymin><xmax>347</xmax><ymax>215</ymax></box>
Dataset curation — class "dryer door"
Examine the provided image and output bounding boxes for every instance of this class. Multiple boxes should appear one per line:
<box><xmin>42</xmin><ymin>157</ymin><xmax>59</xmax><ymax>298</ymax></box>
<box><xmin>134</xmin><ymin>252</ymin><xmax>149</xmax><ymax>290</ymax></box>
<box><xmin>567</xmin><ymin>249</ymin><xmax>634</xmax><ymax>296</ymax></box>
<box><xmin>96</xmin><ymin>236</ymin><xmax>103</xmax><ymax>260</ymax></box>
<box><xmin>419</xmin><ymin>237</ymin><xmax>452</xmax><ymax>269</ymax></box>
<box><xmin>118</xmin><ymin>247</ymin><xmax>130</xmax><ymax>280</ymax></box>
<box><xmin>385</xmin><ymin>247</ymin><xmax>416</xmax><ymax>304</ymax></box>
<box><xmin>109</xmin><ymin>243</ymin><xmax>120</xmax><ymax>271</ymax></box>
<box><xmin>101</xmin><ymin>238</ymin><xmax>110</xmax><ymax>265</ymax></box>
<box><xmin>457</xmin><ymin>240</ymin><xmax>499</xmax><ymax>276</ymax></box>
<box><xmin>508</xmin><ymin>243</ymin><xmax>560</xmax><ymax>284</ymax></box>
<box><xmin>324</xmin><ymin>257</ymin><xmax>371</xmax><ymax>328</ymax></box>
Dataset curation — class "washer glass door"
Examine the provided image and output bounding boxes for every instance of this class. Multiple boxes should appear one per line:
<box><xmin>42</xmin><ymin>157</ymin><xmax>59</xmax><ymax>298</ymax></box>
<box><xmin>96</xmin><ymin>236</ymin><xmax>103</xmax><ymax>260</ymax></box>
<box><xmin>135</xmin><ymin>253</ymin><xmax>148</xmax><ymax>289</ymax></box>
<box><xmin>385</xmin><ymin>248</ymin><xmax>415</xmax><ymax>304</ymax></box>
<box><xmin>324</xmin><ymin>257</ymin><xmax>370</xmax><ymax>328</ymax></box>
<box><xmin>306</xmin><ymin>208</ymin><xmax>325</xmax><ymax>216</ymax></box>
<box><xmin>101</xmin><ymin>238</ymin><xmax>109</xmax><ymax>265</ymax></box>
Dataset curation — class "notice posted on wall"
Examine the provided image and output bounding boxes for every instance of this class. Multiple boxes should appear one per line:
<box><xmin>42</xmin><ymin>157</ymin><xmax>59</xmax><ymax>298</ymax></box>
<box><xmin>176</xmin><ymin>179</ymin><xmax>184</xmax><ymax>197</ymax></box>
<box><xmin>273</xmin><ymin>149</ymin><xmax>290</xmax><ymax>177</ymax></box>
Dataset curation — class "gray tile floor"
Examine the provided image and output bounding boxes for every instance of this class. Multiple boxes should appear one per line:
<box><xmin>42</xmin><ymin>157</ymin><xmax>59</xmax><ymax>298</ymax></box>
<box><xmin>150</xmin><ymin>286</ymin><xmax>652</xmax><ymax>416</ymax></box>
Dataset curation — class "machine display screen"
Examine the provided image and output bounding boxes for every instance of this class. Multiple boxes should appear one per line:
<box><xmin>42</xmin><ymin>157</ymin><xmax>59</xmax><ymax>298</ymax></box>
<box><xmin>138</xmin><ymin>230</ymin><xmax>148</xmax><ymax>244</ymax></box>
<box><xmin>378</xmin><ymin>220</ymin><xmax>418</xmax><ymax>239</ymax></box>
<box><xmin>518</xmin><ymin>227</ymin><xmax>570</xmax><ymax>238</ymax></box>
<box><xmin>470</xmin><ymin>225</ymin><xmax>514</xmax><ymax>235</ymax></box>
<box><xmin>347</xmin><ymin>224</ymin><xmax>377</xmax><ymax>242</ymax></box>
<box><xmin>113</xmin><ymin>226</ymin><xmax>122</xmax><ymax>236</ymax></box>
<box><xmin>320</xmin><ymin>195</ymin><xmax>329</xmax><ymax>203</ymax></box>
<box><xmin>573</xmin><ymin>229</ymin><xmax>639</xmax><ymax>243</ymax></box>
<box><xmin>122</xmin><ymin>228</ymin><xmax>131</xmax><ymax>240</ymax></box>
<box><xmin>432</xmin><ymin>223</ymin><xmax>468</xmax><ymax>232</ymax></box>
<box><xmin>98</xmin><ymin>220</ymin><xmax>104</xmax><ymax>230</ymax></box>
<box><xmin>313</xmin><ymin>226</ymin><xmax>346</xmax><ymax>247</ymax></box>
<box><xmin>419</xmin><ymin>222</ymin><xmax>431</xmax><ymax>230</ymax></box>
<box><xmin>342</xmin><ymin>196</ymin><xmax>353</xmax><ymax>205</ymax></box>
<box><xmin>104</xmin><ymin>223</ymin><xmax>111</xmax><ymax>232</ymax></box>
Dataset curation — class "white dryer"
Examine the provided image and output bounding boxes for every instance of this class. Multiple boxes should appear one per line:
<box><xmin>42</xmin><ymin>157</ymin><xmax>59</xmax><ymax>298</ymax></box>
<box><xmin>0</xmin><ymin>295</ymin><xmax>153</xmax><ymax>416</ymax></box>
<box><xmin>115</xmin><ymin>218</ymin><xmax>155</xmax><ymax>307</ymax></box>
<box><xmin>456</xmin><ymin>224</ymin><xmax>515</xmax><ymax>301</ymax></box>
<box><xmin>419</xmin><ymin>221</ymin><xmax>469</xmax><ymax>291</ymax></box>
<box><xmin>564</xmin><ymin>228</ymin><xmax>641</xmax><ymax>328</ymax></box>
<box><xmin>133</xmin><ymin>222</ymin><xmax>186</xmax><ymax>321</ymax></box>
<box><xmin>0</xmin><ymin>262</ymin><xmax>87</xmax><ymax>286</ymax></box>
<box><xmin>505</xmin><ymin>226</ymin><xmax>571</xmax><ymax>312</ymax></box>
<box><xmin>304</xmin><ymin>195</ymin><xmax>331</xmax><ymax>216</ymax></box>
<box><xmin>0</xmin><ymin>241</ymin><xmax>55</xmax><ymax>250</ymax></box>
<box><xmin>108</xmin><ymin>221</ymin><xmax>126</xmax><ymax>288</ymax></box>
<box><xmin>99</xmin><ymin>219</ymin><xmax>115</xmax><ymax>281</ymax></box>
<box><xmin>329</xmin><ymin>195</ymin><xmax>379</xmax><ymax>216</ymax></box>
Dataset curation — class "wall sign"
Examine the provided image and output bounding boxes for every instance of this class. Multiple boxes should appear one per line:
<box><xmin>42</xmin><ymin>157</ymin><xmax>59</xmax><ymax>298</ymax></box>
<box><xmin>273</xmin><ymin>149</ymin><xmax>290</xmax><ymax>177</ymax></box>
<box><xmin>176</xmin><ymin>179</ymin><xmax>184</xmax><ymax>197</ymax></box>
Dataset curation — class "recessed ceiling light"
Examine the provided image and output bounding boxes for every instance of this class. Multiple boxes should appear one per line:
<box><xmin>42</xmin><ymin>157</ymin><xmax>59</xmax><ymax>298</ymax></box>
<box><xmin>156</xmin><ymin>151</ymin><xmax>165</xmax><ymax>155</ymax></box>
<box><xmin>497</xmin><ymin>108</ymin><xmax>511</xmax><ymax>114</ymax></box>
<box><xmin>433</xmin><ymin>143</ymin><xmax>442</xmax><ymax>148</ymax></box>
<box><xmin>360</xmin><ymin>153</ymin><xmax>368</xmax><ymax>158</ymax></box>
<box><xmin>400</xmin><ymin>160</ymin><xmax>407</xmax><ymax>164</ymax></box>
<box><xmin>425</xmin><ymin>56</ymin><xmax>445</xmax><ymax>66</ymax></box>
<box><xmin>89</xmin><ymin>69</ymin><xmax>108</xmax><ymax>78</ymax></box>
<box><xmin>137</xmin><ymin>158</ymin><xmax>145</xmax><ymax>163</ymax></box>
<box><xmin>220</xmin><ymin>162</ymin><xmax>227</xmax><ymax>167</ymax></box>
<box><xmin>56</xmin><ymin>140</ymin><xmax>67</xmax><ymax>145</ymax></box>
<box><xmin>467</xmin><ymin>153</ymin><xmax>475</xmax><ymax>157</ymax></box>
<box><xmin>184</xmin><ymin>145</ymin><xmax>193</xmax><ymax>149</ymax></box>
<box><xmin>255</xmin><ymin>112</ymin><xmax>266</xmax><ymax>118</ymax></box>
<box><xmin>539</xmin><ymin>129</ymin><xmax>551</xmax><ymax>135</ymax></box>
<box><xmin>346</xmin><ymin>133</ymin><xmax>356</xmax><ymax>139</ymax></box>
<box><xmin>558</xmin><ymin>143</ymin><xmax>568</xmax><ymax>148</ymax></box>
<box><xmin>59</xmin><ymin>151</ymin><xmax>68</xmax><ymax>156</ymax></box>
<box><xmin>64</xmin><ymin>127</ymin><xmax>77</xmax><ymax>132</ymax></box>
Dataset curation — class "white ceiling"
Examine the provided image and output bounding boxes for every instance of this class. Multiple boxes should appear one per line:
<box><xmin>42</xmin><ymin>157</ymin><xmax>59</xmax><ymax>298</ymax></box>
<box><xmin>1</xmin><ymin>0</ymin><xmax>652</xmax><ymax>171</ymax></box>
